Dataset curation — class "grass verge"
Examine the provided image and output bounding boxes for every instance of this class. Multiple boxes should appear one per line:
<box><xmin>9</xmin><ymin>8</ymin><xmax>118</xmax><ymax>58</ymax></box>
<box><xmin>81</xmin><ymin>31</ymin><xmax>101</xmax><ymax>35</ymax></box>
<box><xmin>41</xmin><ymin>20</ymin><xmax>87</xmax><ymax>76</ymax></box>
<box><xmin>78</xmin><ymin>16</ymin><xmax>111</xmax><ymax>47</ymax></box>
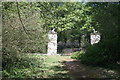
<box><xmin>2</xmin><ymin>54</ymin><xmax>70</xmax><ymax>78</ymax></box>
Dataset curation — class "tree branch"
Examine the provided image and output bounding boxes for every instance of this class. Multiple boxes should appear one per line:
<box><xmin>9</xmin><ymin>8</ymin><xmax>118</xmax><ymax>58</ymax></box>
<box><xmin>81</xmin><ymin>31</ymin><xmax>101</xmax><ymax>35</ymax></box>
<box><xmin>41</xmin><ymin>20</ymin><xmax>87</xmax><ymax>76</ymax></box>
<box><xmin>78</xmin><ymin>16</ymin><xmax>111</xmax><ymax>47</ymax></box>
<box><xmin>16</xmin><ymin>2</ymin><xmax>31</xmax><ymax>40</ymax></box>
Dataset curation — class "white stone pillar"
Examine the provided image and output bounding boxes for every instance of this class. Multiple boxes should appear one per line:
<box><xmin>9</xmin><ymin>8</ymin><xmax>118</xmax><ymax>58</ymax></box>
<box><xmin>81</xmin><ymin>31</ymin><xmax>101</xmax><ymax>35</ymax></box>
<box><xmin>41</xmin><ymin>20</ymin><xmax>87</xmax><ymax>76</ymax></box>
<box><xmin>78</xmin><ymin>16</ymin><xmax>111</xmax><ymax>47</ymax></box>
<box><xmin>90</xmin><ymin>32</ymin><xmax>101</xmax><ymax>45</ymax></box>
<box><xmin>47</xmin><ymin>30</ymin><xmax>57</xmax><ymax>55</ymax></box>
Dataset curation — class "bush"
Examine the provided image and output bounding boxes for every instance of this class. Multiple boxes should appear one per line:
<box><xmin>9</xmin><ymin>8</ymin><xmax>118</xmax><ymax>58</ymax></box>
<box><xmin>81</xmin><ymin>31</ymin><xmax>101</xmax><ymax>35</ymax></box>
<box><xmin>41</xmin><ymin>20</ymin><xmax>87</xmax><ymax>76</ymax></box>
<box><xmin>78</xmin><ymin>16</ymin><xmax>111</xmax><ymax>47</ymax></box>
<box><xmin>80</xmin><ymin>42</ymin><xmax>117</xmax><ymax>67</ymax></box>
<box><xmin>71</xmin><ymin>50</ymin><xmax>85</xmax><ymax>59</ymax></box>
<box><xmin>71</xmin><ymin>42</ymin><xmax>113</xmax><ymax>66</ymax></box>
<box><xmin>2</xmin><ymin>54</ymin><xmax>45</xmax><ymax>78</ymax></box>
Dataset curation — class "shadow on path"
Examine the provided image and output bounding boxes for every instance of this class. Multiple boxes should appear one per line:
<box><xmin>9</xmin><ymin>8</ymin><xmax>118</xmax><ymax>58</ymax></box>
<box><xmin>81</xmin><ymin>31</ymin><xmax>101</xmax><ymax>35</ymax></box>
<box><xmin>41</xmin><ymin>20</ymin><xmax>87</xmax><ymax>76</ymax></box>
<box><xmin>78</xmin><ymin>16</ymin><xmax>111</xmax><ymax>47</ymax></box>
<box><xmin>62</xmin><ymin>59</ymin><xmax>120</xmax><ymax>78</ymax></box>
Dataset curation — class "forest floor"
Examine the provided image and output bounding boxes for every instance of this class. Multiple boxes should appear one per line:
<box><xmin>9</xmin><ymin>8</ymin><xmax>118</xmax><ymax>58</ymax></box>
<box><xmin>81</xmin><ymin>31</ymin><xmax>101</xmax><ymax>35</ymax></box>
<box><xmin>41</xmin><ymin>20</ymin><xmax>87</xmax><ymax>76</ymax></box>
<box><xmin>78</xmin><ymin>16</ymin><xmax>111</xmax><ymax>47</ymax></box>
<box><xmin>62</xmin><ymin>58</ymin><xmax>120</xmax><ymax>79</ymax></box>
<box><xmin>35</xmin><ymin>54</ymin><xmax>120</xmax><ymax>79</ymax></box>
<box><xmin>5</xmin><ymin>54</ymin><xmax>119</xmax><ymax>79</ymax></box>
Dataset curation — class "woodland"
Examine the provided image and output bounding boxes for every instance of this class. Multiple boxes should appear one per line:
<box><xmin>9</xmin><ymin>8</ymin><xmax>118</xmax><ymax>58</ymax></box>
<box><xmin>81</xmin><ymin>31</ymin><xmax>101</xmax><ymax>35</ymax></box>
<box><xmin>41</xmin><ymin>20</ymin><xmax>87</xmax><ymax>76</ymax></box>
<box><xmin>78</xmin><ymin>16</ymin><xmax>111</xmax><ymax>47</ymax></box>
<box><xmin>2</xmin><ymin>2</ymin><xmax>120</xmax><ymax>79</ymax></box>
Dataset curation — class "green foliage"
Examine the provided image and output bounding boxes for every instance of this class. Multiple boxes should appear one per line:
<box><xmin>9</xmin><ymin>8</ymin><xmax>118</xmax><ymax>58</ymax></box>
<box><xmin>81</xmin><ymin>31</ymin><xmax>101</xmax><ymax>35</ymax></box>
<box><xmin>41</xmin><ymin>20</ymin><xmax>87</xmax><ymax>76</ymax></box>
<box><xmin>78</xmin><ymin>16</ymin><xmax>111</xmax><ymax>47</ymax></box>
<box><xmin>2</xmin><ymin>2</ymin><xmax>48</xmax><ymax>78</ymax></box>
<box><xmin>3</xmin><ymin>54</ymin><xmax>46</xmax><ymax>78</ymax></box>
<box><xmin>70</xmin><ymin>2</ymin><xmax>120</xmax><ymax>69</ymax></box>
<box><xmin>80</xmin><ymin>2</ymin><xmax>120</xmax><ymax>67</ymax></box>
<box><xmin>80</xmin><ymin>44</ymin><xmax>107</xmax><ymax>66</ymax></box>
<box><xmin>2</xmin><ymin>54</ymin><xmax>69</xmax><ymax>78</ymax></box>
<box><xmin>71</xmin><ymin>50</ymin><xmax>85</xmax><ymax>59</ymax></box>
<box><xmin>80</xmin><ymin>44</ymin><xmax>120</xmax><ymax>70</ymax></box>
<box><xmin>2</xmin><ymin>2</ymin><xmax>120</xmax><ymax>78</ymax></box>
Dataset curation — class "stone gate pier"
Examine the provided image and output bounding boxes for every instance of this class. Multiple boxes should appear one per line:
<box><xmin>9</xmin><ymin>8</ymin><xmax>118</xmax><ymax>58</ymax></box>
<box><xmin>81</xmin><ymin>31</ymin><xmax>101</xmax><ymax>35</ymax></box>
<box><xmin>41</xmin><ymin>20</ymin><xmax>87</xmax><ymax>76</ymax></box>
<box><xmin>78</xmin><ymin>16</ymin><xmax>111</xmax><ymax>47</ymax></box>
<box><xmin>47</xmin><ymin>29</ymin><xmax>57</xmax><ymax>55</ymax></box>
<box><xmin>90</xmin><ymin>29</ymin><xmax>101</xmax><ymax>45</ymax></box>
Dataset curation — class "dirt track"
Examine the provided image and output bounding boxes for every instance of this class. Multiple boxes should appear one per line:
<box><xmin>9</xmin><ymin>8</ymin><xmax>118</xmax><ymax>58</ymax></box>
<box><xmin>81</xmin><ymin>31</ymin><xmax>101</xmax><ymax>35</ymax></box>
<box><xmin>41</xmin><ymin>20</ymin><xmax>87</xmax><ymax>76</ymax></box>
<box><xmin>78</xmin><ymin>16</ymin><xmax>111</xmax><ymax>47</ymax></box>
<box><xmin>63</xmin><ymin>59</ymin><xmax>119</xmax><ymax>78</ymax></box>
